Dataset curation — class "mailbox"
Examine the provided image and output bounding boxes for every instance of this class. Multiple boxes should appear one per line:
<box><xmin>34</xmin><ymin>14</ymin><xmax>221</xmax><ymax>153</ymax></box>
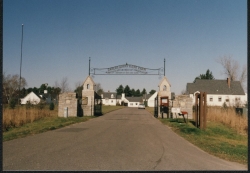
<box><xmin>160</xmin><ymin>96</ymin><xmax>169</xmax><ymax>114</ymax></box>
<box><xmin>160</xmin><ymin>96</ymin><xmax>169</xmax><ymax>107</ymax></box>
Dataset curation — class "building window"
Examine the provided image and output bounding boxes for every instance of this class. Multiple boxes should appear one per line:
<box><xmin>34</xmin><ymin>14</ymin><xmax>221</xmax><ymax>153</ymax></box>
<box><xmin>136</xmin><ymin>103</ymin><xmax>138</xmax><ymax>105</ymax></box>
<box><xmin>235</xmin><ymin>97</ymin><xmax>241</xmax><ymax>101</ymax></box>
<box><xmin>225</xmin><ymin>96</ymin><xmax>229</xmax><ymax>102</ymax></box>
<box><xmin>130</xmin><ymin>103</ymin><xmax>133</xmax><ymax>106</ymax></box>
<box><xmin>111</xmin><ymin>100</ymin><xmax>113</xmax><ymax>103</ymax></box>
<box><xmin>209</xmin><ymin>97</ymin><xmax>213</xmax><ymax>102</ymax></box>
<box><xmin>111</xmin><ymin>94</ymin><xmax>114</xmax><ymax>98</ymax></box>
<box><xmin>87</xmin><ymin>84</ymin><xmax>89</xmax><ymax>89</ymax></box>
<box><xmin>218</xmin><ymin>97</ymin><xmax>222</xmax><ymax>102</ymax></box>
<box><xmin>163</xmin><ymin>85</ymin><xmax>167</xmax><ymax>91</ymax></box>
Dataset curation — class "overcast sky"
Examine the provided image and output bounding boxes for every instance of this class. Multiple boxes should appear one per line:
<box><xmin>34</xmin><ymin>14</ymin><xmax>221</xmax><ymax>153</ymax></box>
<box><xmin>3</xmin><ymin>0</ymin><xmax>247</xmax><ymax>94</ymax></box>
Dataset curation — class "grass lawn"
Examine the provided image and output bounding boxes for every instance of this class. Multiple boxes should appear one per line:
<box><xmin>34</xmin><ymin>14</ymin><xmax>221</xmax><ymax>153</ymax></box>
<box><xmin>145</xmin><ymin>107</ymin><xmax>247</xmax><ymax>165</ymax></box>
<box><xmin>3</xmin><ymin>105</ymin><xmax>124</xmax><ymax>142</ymax></box>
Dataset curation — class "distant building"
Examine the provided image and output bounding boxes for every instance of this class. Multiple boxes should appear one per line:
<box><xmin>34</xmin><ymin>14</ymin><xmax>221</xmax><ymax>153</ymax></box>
<box><xmin>21</xmin><ymin>91</ymin><xmax>41</xmax><ymax>105</ymax></box>
<box><xmin>101</xmin><ymin>91</ymin><xmax>158</xmax><ymax>107</ymax></box>
<box><xmin>142</xmin><ymin>92</ymin><xmax>158</xmax><ymax>107</ymax></box>
<box><xmin>126</xmin><ymin>96</ymin><xmax>143</xmax><ymax>107</ymax></box>
<box><xmin>186</xmin><ymin>78</ymin><xmax>247</xmax><ymax>107</ymax></box>
<box><xmin>101</xmin><ymin>92</ymin><xmax>119</xmax><ymax>106</ymax></box>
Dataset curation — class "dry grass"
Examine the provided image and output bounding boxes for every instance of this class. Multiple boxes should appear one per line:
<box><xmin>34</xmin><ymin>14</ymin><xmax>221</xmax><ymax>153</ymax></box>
<box><xmin>3</xmin><ymin>105</ymin><xmax>58</xmax><ymax>132</ymax></box>
<box><xmin>207</xmin><ymin>107</ymin><xmax>248</xmax><ymax>135</ymax></box>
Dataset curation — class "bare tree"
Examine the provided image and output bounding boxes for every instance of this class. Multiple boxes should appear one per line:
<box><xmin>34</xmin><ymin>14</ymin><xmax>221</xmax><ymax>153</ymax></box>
<box><xmin>54</xmin><ymin>80</ymin><xmax>59</xmax><ymax>88</ymax></box>
<box><xmin>239</xmin><ymin>65</ymin><xmax>247</xmax><ymax>85</ymax></box>
<box><xmin>3</xmin><ymin>72</ymin><xmax>27</xmax><ymax>103</ymax></box>
<box><xmin>216</xmin><ymin>56</ymin><xmax>238</xmax><ymax>80</ymax></box>
<box><xmin>60</xmin><ymin>77</ymin><xmax>70</xmax><ymax>93</ymax></box>
<box><xmin>217</xmin><ymin>56</ymin><xmax>247</xmax><ymax>89</ymax></box>
<box><xmin>95</xmin><ymin>83</ymin><xmax>103</xmax><ymax>95</ymax></box>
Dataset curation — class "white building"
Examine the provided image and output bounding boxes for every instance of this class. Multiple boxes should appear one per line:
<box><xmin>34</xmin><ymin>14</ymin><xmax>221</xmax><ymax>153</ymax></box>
<box><xmin>126</xmin><ymin>97</ymin><xmax>143</xmax><ymax>108</ymax></box>
<box><xmin>101</xmin><ymin>92</ymin><xmax>118</xmax><ymax>106</ymax></box>
<box><xmin>142</xmin><ymin>92</ymin><xmax>158</xmax><ymax>107</ymax></box>
<box><xmin>21</xmin><ymin>91</ymin><xmax>41</xmax><ymax>105</ymax></box>
<box><xmin>101</xmin><ymin>92</ymin><xmax>157</xmax><ymax>107</ymax></box>
<box><xmin>186</xmin><ymin>78</ymin><xmax>247</xmax><ymax>107</ymax></box>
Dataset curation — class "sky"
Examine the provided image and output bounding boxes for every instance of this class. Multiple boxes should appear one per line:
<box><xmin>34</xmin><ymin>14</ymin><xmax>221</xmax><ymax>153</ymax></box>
<box><xmin>3</xmin><ymin>0</ymin><xmax>247</xmax><ymax>94</ymax></box>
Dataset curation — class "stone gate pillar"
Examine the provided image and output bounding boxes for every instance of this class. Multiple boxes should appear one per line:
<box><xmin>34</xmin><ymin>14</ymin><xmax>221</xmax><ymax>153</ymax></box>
<box><xmin>82</xmin><ymin>76</ymin><xmax>96</xmax><ymax>116</ymax></box>
<box><xmin>158</xmin><ymin>76</ymin><xmax>171</xmax><ymax>118</ymax></box>
<box><xmin>58</xmin><ymin>92</ymin><xmax>77</xmax><ymax>117</ymax></box>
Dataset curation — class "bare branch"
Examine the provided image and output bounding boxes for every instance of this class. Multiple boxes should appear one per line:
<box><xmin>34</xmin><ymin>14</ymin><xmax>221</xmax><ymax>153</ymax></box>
<box><xmin>2</xmin><ymin>73</ymin><xmax>27</xmax><ymax>103</ymax></box>
<box><xmin>239</xmin><ymin>65</ymin><xmax>247</xmax><ymax>84</ymax></box>
<box><xmin>60</xmin><ymin>77</ymin><xmax>69</xmax><ymax>93</ymax></box>
<box><xmin>217</xmin><ymin>55</ymin><xmax>239</xmax><ymax>81</ymax></box>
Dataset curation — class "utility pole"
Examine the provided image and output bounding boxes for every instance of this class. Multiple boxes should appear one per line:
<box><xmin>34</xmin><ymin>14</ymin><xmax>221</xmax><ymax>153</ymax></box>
<box><xmin>89</xmin><ymin>57</ymin><xmax>91</xmax><ymax>76</ymax></box>
<box><xmin>164</xmin><ymin>58</ymin><xmax>165</xmax><ymax>76</ymax></box>
<box><xmin>19</xmin><ymin>24</ymin><xmax>24</xmax><ymax>105</ymax></box>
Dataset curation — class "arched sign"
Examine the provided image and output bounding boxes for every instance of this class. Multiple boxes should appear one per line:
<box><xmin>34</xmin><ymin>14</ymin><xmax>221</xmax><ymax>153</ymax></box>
<box><xmin>88</xmin><ymin>58</ymin><xmax>165</xmax><ymax>76</ymax></box>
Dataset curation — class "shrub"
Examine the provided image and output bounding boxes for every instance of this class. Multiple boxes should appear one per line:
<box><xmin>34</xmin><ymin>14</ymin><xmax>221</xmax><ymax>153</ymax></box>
<box><xmin>26</xmin><ymin>101</ymin><xmax>32</xmax><ymax>109</ymax></box>
<box><xmin>222</xmin><ymin>102</ymin><xmax>228</xmax><ymax>109</ymax></box>
<box><xmin>37</xmin><ymin>101</ymin><xmax>46</xmax><ymax>110</ymax></box>
<box><xmin>49</xmin><ymin>102</ymin><xmax>55</xmax><ymax>110</ymax></box>
<box><xmin>9</xmin><ymin>99</ymin><xmax>16</xmax><ymax>109</ymax></box>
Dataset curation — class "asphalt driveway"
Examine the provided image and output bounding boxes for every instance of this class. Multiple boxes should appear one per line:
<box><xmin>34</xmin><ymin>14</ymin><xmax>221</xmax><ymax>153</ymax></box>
<box><xmin>3</xmin><ymin>107</ymin><xmax>247</xmax><ymax>170</ymax></box>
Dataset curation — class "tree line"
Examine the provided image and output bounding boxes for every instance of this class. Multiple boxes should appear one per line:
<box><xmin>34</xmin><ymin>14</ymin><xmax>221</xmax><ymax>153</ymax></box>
<box><xmin>2</xmin><ymin>73</ymin><xmax>67</xmax><ymax>105</ymax></box>
<box><xmin>115</xmin><ymin>85</ymin><xmax>156</xmax><ymax>97</ymax></box>
<box><xmin>3</xmin><ymin>56</ymin><xmax>247</xmax><ymax>104</ymax></box>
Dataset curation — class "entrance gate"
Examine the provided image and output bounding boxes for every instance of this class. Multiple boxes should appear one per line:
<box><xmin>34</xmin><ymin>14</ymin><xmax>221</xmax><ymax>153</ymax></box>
<box><xmin>83</xmin><ymin>58</ymin><xmax>171</xmax><ymax>118</ymax></box>
<box><xmin>58</xmin><ymin>58</ymin><xmax>172</xmax><ymax>117</ymax></box>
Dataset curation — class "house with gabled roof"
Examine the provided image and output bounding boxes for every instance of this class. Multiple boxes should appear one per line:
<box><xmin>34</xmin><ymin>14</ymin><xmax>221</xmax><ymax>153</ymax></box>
<box><xmin>186</xmin><ymin>78</ymin><xmax>247</xmax><ymax>107</ymax></box>
<box><xmin>101</xmin><ymin>91</ymin><xmax>119</xmax><ymax>106</ymax></box>
<box><xmin>142</xmin><ymin>92</ymin><xmax>158</xmax><ymax>107</ymax></box>
<box><xmin>126</xmin><ymin>96</ymin><xmax>143</xmax><ymax>107</ymax></box>
<box><xmin>21</xmin><ymin>91</ymin><xmax>41</xmax><ymax>105</ymax></box>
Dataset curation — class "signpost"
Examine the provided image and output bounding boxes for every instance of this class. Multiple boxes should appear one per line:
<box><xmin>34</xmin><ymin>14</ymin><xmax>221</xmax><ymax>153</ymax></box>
<box><xmin>88</xmin><ymin>59</ymin><xmax>165</xmax><ymax>76</ymax></box>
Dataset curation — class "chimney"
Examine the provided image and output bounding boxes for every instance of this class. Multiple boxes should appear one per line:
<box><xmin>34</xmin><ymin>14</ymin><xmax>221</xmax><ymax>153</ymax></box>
<box><xmin>227</xmin><ymin>78</ymin><xmax>231</xmax><ymax>88</ymax></box>
<box><xmin>122</xmin><ymin>93</ymin><xmax>125</xmax><ymax>100</ymax></box>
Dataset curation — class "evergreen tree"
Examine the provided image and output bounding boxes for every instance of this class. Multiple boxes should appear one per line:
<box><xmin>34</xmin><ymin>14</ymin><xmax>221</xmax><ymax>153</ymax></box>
<box><xmin>124</xmin><ymin>85</ymin><xmax>132</xmax><ymax>97</ymax></box>
<box><xmin>131</xmin><ymin>89</ymin><xmax>135</xmax><ymax>96</ymax></box>
<box><xmin>116</xmin><ymin>85</ymin><xmax>124</xmax><ymax>95</ymax></box>
<box><xmin>141</xmin><ymin>88</ymin><xmax>147</xmax><ymax>95</ymax></box>
<box><xmin>194</xmin><ymin>69</ymin><xmax>215</xmax><ymax>83</ymax></box>
<box><xmin>149</xmin><ymin>90</ymin><xmax>156</xmax><ymax>95</ymax></box>
<box><xmin>26</xmin><ymin>87</ymin><xmax>33</xmax><ymax>94</ymax></box>
<box><xmin>135</xmin><ymin>89</ymin><xmax>141</xmax><ymax>97</ymax></box>
<box><xmin>39</xmin><ymin>84</ymin><xmax>48</xmax><ymax>93</ymax></box>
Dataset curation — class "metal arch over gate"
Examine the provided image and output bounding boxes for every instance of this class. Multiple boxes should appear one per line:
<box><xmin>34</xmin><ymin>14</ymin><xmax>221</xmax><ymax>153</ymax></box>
<box><xmin>88</xmin><ymin>57</ymin><xmax>166</xmax><ymax>76</ymax></box>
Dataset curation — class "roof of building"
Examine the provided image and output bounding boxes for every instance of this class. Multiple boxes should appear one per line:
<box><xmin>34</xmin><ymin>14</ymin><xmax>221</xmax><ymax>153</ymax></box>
<box><xmin>82</xmin><ymin>75</ymin><xmax>96</xmax><ymax>86</ymax></box>
<box><xmin>126</xmin><ymin>97</ymin><xmax>143</xmax><ymax>102</ymax></box>
<box><xmin>24</xmin><ymin>91</ymin><xmax>41</xmax><ymax>99</ymax></box>
<box><xmin>142</xmin><ymin>94</ymin><xmax>153</xmax><ymax>99</ymax></box>
<box><xmin>102</xmin><ymin>92</ymin><xmax>117</xmax><ymax>99</ymax></box>
<box><xmin>186</xmin><ymin>79</ymin><xmax>245</xmax><ymax>95</ymax></box>
<box><xmin>158</xmin><ymin>76</ymin><xmax>171</xmax><ymax>87</ymax></box>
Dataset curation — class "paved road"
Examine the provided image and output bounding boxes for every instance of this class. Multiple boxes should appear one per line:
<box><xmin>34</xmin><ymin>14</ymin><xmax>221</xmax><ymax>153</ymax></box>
<box><xmin>3</xmin><ymin>107</ymin><xmax>247</xmax><ymax>171</ymax></box>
